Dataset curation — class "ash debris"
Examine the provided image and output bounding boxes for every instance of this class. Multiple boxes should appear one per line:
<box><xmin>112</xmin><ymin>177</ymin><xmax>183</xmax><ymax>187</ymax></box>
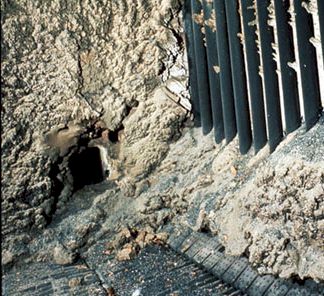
<box><xmin>1</xmin><ymin>0</ymin><xmax>188</xmax><ymax>267</ymax></box>
<box><xmin>1</xmin><ymin>0</ymin><xmax>324</xmax><ymax>285</ymax></box>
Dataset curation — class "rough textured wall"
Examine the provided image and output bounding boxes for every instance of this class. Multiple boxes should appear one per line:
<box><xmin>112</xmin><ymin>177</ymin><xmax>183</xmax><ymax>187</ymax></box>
<box><xmin>2</xmin><ymin>0</ymin><xmax>323</xmax><ymax>284</ymax></box>
<box><xmin>1</xmin><ymin>0</ymin><xmax>188</xmax><ymax>252</ymax></box>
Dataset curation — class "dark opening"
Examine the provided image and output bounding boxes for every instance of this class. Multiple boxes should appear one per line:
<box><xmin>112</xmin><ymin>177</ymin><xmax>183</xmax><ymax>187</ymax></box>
<box><xmin>108</xmin><ymin>124</ymin><xmax>124</xmax><ymax>143</ymax></box>
<box><xmin>46</xmin><ymin>158</ymin><xmax>65</xmax><ymax>220</ymax></box>
<box><xmin>69</xmin><ymin>147</ymin><xmax>104</xmax><ymax>191</ymax></box>
<box><xmin>108</xmin><ymin>130</ymin><xmax>119</xmax><ymax>143</ymax></box>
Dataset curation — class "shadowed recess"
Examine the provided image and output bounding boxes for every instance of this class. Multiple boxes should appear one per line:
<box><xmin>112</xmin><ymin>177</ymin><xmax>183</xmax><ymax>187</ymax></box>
<box><xmin>69</xmin><ymin>146</ymin><xmax>104</xmax><ymax>191</ymax></box>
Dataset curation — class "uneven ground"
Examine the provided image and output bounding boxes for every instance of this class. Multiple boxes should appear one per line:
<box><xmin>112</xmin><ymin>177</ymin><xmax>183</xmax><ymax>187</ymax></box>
<box><xmin>3</xmin><ymin>244</ymin><xmax>245</xmax><ymax>296</ymax></box>
<box><xmin>1</xmin><ymin>0</ymin><xmax>324</xmax><ymax>288</ymax></box>
<box><xmin>5</xmin><ymin>229</ymin><xmax>323</xmax><ymax>295</ymax></box>
<box><xmin>2</xmin><ymin>117</ymin><xmax>324</xmax><ymax>284</ymax></box>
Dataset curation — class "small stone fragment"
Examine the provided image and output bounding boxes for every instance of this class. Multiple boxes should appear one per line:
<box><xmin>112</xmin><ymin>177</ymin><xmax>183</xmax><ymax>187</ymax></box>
<box><xmin>230</xmin><ymin>166</ymin><xmax>237</xmax><ymax>176</ymax></box>
<box><xmin>144</xmin><ymin>233</ymin><xmax>156</xmax><ymax>244</ymax></box>
<box><xmin>53</xmin><ymin>245</ymin><xmax>75</xmax><ymax>265</ymax></box>
<box><xmin>116</xmin><ymin>243</ymin><xmax>136</xmax><ymax>261</ymax></box>
<box><xmin>135</xmin><ymin>230</ymin><xmax>147</xmax><ymax>248</ymax></box>
<box><xmin>1</xmin><ymin>250</ymin><xmax>14</xmax><ymax>266</ymax></box>
<box><xmin>68</xmin><ymin>277</ymin><xmax>82</xmax><ymax>288</ymax></box>
<box><xmin>113</xmin><ymin>228</ymin><xmax>133</xmax><ymax>249</ymax></box>
<box><xmin>154</xmin><ymin>232</ymin><xmax>169</xmax><ymax>245</ymax></box>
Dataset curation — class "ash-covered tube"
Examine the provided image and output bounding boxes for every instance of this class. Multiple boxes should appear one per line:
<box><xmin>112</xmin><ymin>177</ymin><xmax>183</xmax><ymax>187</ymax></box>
<box><xmin>213</xmin><ymin>0</ymin><xmax>237</xmax><ymax>144</ymax></box>
<box><xmin>202</xmin><ymin>0</ymin><xmax>224</xmax><ymax>143</ymax></box>
<box><xmin>183</xmin><ymin>0</ymin><xmax>201</xmax><ymax>127</ymax></box>
<box><xmin>240</xmin><ymin>0</ymin><xmax>267</xmax><ymax>154</ymax></box>
<box><xmin>224</xmin><ymin>0</ymin><xmax>252</xmax><ymax>154</ymax></box>
<box><xmin>274</xmin><ymin>0</ymin><xmax>301</xmax><ymax>134</ymax></box>
<box><xmin>256</xmin><ymin>0</ymin><xmax>283</xmax><ymax>152</ymax></box>
<box><xmin>293</xmin><ymin>0</ymin><xmax>322</xmax><ymax>130</ymax></box>
<box><xmin>191</xmin><ymin>0</ymin><xmax>213</xmax><ymax>135</ymax></box>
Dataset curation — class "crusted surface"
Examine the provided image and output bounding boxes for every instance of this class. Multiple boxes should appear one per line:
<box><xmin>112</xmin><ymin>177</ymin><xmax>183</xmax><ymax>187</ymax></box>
<box><xmin>210</xmin><ymin>158</ymin><xmax>324</xmax><ymax>280</ymax></box>
<box><xmin>135</xmin><ymin>120</ymin><xmax>324</xmax><ymax>281</ymax></box>
<box><xmin>2</xmin><ymin>0</ymin><xmax>323</xmax><ymax>284</ymax></box>
<box><xmin>1</xmin><ymin>0</ymin><xmax>187</xmax><ymax>256</ymax></box>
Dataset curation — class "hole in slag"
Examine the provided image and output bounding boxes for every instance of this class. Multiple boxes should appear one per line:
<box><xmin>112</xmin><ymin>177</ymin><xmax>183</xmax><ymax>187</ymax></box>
<box><xmin>68</xmin><ymin>146</ymin><xmax>105</xmax><ymax>191</ymax></box>
<box><xmin>108</xmin><ymin>124</ymin><xmax>124</xmax><ymax>143</ymax></box>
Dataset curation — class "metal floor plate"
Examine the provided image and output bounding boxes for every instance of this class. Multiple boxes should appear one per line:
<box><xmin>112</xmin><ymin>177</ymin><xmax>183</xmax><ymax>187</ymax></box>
<box><xmin>2</xmin><ymin>226</ymin><xmax>324</xmax><ymax>296</ymax></box>
<box><xmin>164</xmin><ymin>225</ymin><xmax>324</xmax><ymax>296</ymax></box>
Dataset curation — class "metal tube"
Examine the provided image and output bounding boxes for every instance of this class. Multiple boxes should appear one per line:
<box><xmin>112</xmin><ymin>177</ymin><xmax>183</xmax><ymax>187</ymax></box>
<box><xmin>240</xmin><ymin>0</ymin><xmax>267</xmax><ymax>154</ymax></box>
<box><xmin>318</xmin><ymin>0</ymin><xmax>324</xmax><ymax>69</ymax></box>
<box><xmin>256</xmin><ymin>0</ymin><xmax>283</xmax><ymax>152</ymax></box>
<box><xmin>191</xmin><ymin>0</ymin><xmax>213</xmax><ymax>135</ymax></box>
<box><xmin>293</xmin><ymin>0</ymin><xmax>322</xmax><ymax>129</ymax></box>
<box><xmin>202</xmin><ymin>0</ymin><xmax>224</xmax><ymax>143</ymax></box>
<box><xmin>183</xmin><ymin>0</ymin><xmax>201</xmax><ymax>127</ymax></box>
<box><xmin>224</xmin><ymin>0</ymin><xmax>252</xmax><ymax>154</ymax></box>
<box><xmin>274</xmin><ymin>0</ymin><xmax>301</xmax><ymax>134</ymax></box>
<box><xmin>213</xmin><ymin>0</ymin><xmax>237</xmax><ymax>144</ymax></box>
